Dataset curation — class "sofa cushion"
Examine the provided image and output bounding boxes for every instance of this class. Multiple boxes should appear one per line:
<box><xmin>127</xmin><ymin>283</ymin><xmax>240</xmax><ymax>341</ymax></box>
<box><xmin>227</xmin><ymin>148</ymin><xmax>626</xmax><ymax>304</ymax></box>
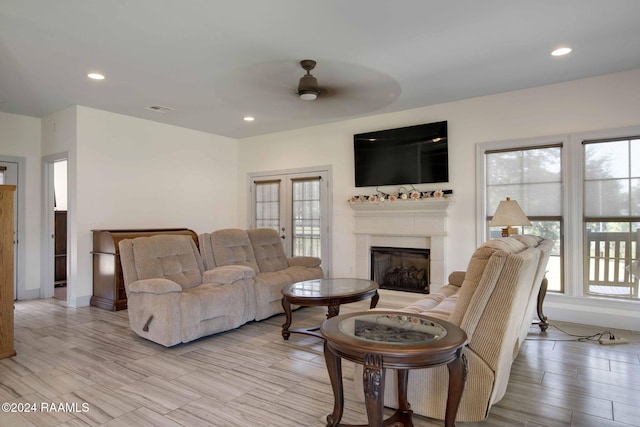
<box><xmin>208</xmin><ymin>229</ymin><xmax>261</xmax><ymax>272</ymax></box>
<box><xmin>130</xmin><ymin>235</ymin><xmax>203</xmax><ymax>290</ymax></box>
<box><xmin>247</xmin><ymin>228</ymin><xmax>289</xmax><ymax>272</ymax></box>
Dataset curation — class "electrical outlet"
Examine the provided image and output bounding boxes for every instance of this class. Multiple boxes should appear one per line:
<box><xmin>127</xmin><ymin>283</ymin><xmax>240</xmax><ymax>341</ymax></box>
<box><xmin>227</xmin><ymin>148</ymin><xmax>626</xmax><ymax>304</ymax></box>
<box><xmin>599</xmin><ymin>337</ymin><xmax>628</xmax><ymax>345</ymax></box>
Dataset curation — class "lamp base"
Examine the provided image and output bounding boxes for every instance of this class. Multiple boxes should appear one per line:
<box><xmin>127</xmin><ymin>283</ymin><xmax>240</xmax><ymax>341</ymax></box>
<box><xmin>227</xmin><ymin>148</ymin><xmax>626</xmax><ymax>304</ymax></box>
<box><xmin>501</xmin><ymin>226</ymin><xmax>519</xmax><ymax>237</ymax></box>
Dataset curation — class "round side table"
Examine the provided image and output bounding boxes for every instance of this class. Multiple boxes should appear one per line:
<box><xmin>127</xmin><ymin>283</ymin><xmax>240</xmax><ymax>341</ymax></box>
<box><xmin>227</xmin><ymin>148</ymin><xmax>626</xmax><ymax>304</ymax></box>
<box><xmin>321</xmin><ymin>310</ymin><xmax>468</xmax><ymax>427</ymax></box>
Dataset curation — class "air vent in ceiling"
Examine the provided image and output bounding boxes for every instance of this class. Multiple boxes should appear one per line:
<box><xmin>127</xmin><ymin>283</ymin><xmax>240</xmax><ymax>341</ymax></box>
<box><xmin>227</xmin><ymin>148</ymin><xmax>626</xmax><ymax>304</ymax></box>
<box><xmin>145</xmin><ymin>105</ymin><xmax>174</xmax><ymax>113</ymax></box>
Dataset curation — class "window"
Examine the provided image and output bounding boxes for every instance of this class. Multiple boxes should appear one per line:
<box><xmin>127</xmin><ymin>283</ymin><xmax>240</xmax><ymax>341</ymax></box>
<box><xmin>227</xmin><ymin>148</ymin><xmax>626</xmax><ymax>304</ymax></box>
<box><xmin>583</xmin><ymin>137</ymin><xmax>640</xmax><ymax>299</ymax></box>
<box><xmin>484</xmin><ymin>144</ymin><xmax>564</xmax><ymax>292</ymax></box>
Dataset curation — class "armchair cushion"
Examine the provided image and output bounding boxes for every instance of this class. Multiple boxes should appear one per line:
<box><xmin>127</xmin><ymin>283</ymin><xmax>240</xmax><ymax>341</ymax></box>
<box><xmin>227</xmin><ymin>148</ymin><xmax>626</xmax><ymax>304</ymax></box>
<box><xmin>287</xmin><ymin>256</ymin><xmax>322</xmax><ymax>268</ymax></box>
<box><xmin>129</xmin><ymin>235</ymin><xmax>204</xmax><ymax>290</ymax></box>
<box><xmin>203</xmin><ymin>265</ymin><xmax>254</xmax><ymax>285</ymax></box>
<box><xmin>128</xmin><ymin>278</ymin><xmax>182</xmax><ymax>294</ymax></box>
<box><xmin>206</xmin><ymin>229</ymin><xmax>260</xmax><ymax>272</ymax></box>
<box><xmin>448</xmin><ymin>271</ymin><xmax>466</xmax><ymax>287</ymax></box>
<box><xmin>247</xmin><ymin>228</ymin><xmax>289</xmax><ymax>272</ymax></box>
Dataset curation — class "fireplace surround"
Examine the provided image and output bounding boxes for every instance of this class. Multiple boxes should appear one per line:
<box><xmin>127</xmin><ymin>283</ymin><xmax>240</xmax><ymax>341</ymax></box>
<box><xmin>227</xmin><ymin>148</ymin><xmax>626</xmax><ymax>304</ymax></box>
<box><xmin>349</xmin><ymin>198</ymin><xmax>452</xmax><ymax>291</ymax></box>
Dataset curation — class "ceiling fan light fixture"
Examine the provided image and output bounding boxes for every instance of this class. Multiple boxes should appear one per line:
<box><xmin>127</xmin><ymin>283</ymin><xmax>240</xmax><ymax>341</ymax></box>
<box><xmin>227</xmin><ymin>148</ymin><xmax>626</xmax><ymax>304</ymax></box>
<box><xmin>297</xmin><ymin>59</ymin><xmax>321</xmax><ymax>101</ymax></box>
<box><xmin>299</xmin><ymin>91</ymin><xmax>318</xmax><ymax>101</ymax></box>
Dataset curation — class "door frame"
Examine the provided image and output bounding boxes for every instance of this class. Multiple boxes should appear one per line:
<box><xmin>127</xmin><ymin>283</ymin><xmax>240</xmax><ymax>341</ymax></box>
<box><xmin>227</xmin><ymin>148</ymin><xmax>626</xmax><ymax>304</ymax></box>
<box><xmin>247</xmin><ymin>165</ymin><xmax>333</xmax><ymax>277</ymax></box>
<box><xmin>0</xmin><ymin>156</ymin><xmax>26</xmax><ymax>300</ymax></box>
<box><xmin>42</xmin><ymin>152</ymin><xmax>69</xmax><ymax>300</ymax></box>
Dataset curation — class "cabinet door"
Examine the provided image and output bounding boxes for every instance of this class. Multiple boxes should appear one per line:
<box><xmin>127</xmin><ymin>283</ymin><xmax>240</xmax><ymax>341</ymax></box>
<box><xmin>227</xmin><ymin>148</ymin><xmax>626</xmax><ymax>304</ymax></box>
<box><xmin>0</xmin><ymin>185</ymin><xmax>16</xmax><ymax>359</ymax></box>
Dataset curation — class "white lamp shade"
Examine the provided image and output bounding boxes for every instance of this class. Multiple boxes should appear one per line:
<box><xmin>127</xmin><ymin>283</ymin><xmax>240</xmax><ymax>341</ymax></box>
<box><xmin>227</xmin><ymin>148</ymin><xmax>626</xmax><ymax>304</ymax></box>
<box><xmin>489</xmin><ymin>197</ymin><xmax>531</xmax><ymax>227</ymax></box>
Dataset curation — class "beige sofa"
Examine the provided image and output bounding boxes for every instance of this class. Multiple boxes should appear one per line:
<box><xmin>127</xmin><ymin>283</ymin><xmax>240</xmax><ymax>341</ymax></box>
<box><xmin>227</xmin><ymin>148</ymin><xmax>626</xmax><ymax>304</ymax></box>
<box><xmin>198</xmin><ymin>228</ymin><xmax>324</xmax><ymax>320</ymax></box>
<box><xmin>354</xmin><ymin>235</ymin><xmax>552</xmax><ymax>422</ymax></box>
<box><xmin>119</xmin><ymin>228</ymin><xmax>323</xmax><ymax>347</ymax></box>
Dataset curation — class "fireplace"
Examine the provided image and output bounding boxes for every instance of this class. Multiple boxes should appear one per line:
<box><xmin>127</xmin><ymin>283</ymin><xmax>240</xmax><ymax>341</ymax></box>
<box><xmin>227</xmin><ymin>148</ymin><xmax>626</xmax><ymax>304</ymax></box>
<box><xmin>371</xmin><ymin>247</ymin><xmax>430</xmax><ymax>294</ymax></box>
<box><xmin>349</xmin><ymin>198</ymin><xmax>452</xmax><ymax>292</ymax></box>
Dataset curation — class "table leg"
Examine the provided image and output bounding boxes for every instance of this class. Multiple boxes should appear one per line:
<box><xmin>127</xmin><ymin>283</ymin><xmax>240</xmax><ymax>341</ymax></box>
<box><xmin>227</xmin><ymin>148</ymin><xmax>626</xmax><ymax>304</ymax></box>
<box><xmin>383</xmin><ymin>369</ymin><xmax>414</xmax><ymax>426</ymax></box>
<box><xmin>370</xmin><ymin>290</ymin><xmax>380</xmax><ymax>309</ymax></box>
<box><xmin>363</xmin><ymin>353</ymin><xmax>385</xmax><ymax>427</ymax></box>
<box><xmin>324</xmin><ymin>341</ymin><xmax>344</xmax><ymax>427</ymax></box>
<box><xmin>536</xmin><ymin>277</ymin><xmax>549</xmax><ymax>331</ymax></box>
<box><xmin>445</xmin><ymin>350</ymin><xmax>467</xmax><ymax>427</ymax></box>
<box><xmin>281</xmin><ymin>297</ymin><xmax>292</xmax><ymax>340</ymax></box>
<box><xmin>327</xmin><ymin>299</ymin><xmax>340</xmax><ymax>318</ymax></box>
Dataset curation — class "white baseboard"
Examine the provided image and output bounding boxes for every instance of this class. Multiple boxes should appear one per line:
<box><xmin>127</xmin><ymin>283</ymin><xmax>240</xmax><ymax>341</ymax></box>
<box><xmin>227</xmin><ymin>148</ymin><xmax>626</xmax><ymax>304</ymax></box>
<box><xmin>22</xmin><ymin>288</ymin><xmax>42</xmax><ymax>300</ymax></box>
<box><xmin>544</xmin><ymin>293</ymin><xmax>640</xmax><ymax>332</ymax></box>
<box><xmin>67</xmin><ymin>295</ymin><xmax>92</xmax><ymax>307</ymax></box>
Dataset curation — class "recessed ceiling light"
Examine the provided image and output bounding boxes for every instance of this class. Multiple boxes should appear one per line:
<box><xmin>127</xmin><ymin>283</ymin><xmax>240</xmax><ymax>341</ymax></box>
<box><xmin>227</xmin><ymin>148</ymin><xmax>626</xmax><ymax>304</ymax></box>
<box><xmin>551</xmin><ymin>47</ymin><xmax>572</xmax><ymax>57</ymax></box>
<box><xmin>244</xmin><ymin>116</ymin><xmax>255</xmax><ymax>122</ymax></box>
<box><xmin>87</xmin><ymin>73</ymin><xmax>105</xmax><ymax>80</ymax></box>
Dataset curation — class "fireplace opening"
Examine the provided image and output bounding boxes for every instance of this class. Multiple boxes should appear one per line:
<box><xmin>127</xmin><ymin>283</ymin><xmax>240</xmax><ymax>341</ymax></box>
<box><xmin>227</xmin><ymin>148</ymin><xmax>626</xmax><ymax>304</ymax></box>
<box><xmin>370</xmin><ymin>247</ymin><xmax>430</xmax><ymax>294</ymax></box>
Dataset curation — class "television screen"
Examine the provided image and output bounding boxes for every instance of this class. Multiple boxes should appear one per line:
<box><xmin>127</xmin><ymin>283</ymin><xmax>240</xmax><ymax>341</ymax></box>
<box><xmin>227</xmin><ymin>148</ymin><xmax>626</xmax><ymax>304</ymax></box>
<box><xmin>354</xmin><ymin>121</ymin><xmax>448</xmax><ymax>187</ymax></box>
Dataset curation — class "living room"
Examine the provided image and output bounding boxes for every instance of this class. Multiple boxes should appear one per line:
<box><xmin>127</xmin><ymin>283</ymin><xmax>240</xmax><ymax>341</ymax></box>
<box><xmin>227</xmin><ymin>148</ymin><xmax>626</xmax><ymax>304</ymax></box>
<box><xmin>1</xmin><ymin>1</ymin><xmax>640</xmax><ymax>426</ymax></box>
<box><xmin>3</xmin><ymin>67</ymin><xmax>638</xmax><ymax>330</ymax></box>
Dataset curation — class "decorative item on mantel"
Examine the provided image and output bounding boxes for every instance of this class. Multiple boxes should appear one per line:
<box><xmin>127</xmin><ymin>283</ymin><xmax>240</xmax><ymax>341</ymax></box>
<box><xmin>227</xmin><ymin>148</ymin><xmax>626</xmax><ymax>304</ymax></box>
<box><xmin>348</xmin><ymin>186</ymin><xmax>452</xmax><ymax>205</ymax></box>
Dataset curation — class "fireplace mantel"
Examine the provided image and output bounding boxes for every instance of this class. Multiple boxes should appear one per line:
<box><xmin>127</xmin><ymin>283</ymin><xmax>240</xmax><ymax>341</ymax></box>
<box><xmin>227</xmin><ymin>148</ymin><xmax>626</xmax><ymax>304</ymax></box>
<box><xmin>348</xmin><ymin>198</ymin><xmax>452</xmax><ymax>214</ymax></box>
<box><xmin>350</xmin><ymin>198</ymin><xmax>453</xmax><ymax>291</ymax></box>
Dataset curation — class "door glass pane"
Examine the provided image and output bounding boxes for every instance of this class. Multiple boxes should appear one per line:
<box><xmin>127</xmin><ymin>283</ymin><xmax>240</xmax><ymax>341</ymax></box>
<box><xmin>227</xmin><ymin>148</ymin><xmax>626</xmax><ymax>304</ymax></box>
<box><xmin>292</xmin><ymin>178</ymin><xmax>321</xmax><ymax>257</ymax></box>
<box><xmin>255</xmin><ymin>181</ymin><xmax>280</xmax><ymax>231</ymax></box>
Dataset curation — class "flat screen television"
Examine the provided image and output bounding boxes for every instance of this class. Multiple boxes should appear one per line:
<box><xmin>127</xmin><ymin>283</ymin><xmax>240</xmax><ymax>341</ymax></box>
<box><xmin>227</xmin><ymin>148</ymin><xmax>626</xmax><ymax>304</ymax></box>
<box><xmin>354</xmin><ymin>121</ymin><xmax>448</xmax><ymax>187</ymax></box>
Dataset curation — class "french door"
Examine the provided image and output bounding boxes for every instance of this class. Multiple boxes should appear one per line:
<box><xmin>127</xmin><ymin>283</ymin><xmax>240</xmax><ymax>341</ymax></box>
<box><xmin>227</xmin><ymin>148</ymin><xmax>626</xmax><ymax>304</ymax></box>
<box><xmin>250</xmin><ymin>168</ymin><xmax>331</xmax><ymax>274</ymax></box>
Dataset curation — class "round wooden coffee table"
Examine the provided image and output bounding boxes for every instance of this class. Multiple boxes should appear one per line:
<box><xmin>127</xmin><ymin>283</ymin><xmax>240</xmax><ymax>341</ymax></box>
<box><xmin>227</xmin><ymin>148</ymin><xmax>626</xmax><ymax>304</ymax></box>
<box><xmin>321</xmin><ymin>310</ymin><xmax>468</xmax><ymax>427</ymax></box>
<box><xmin>281</xmin><ymin>278</ymin><xmax>379</xmax><ymax>340</ymax></box>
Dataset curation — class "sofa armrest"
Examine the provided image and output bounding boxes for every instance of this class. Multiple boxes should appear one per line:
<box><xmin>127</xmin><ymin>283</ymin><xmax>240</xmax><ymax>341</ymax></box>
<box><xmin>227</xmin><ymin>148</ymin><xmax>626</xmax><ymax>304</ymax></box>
<box><xmin>203</xmin><ymin>265</ymin><xmax>255</xmax><ymax>285</ymax></box>
<box><xmin>129</xmin><ymin>278</ymin><xmax>182</xmax><ymax>294</ymax></box>
<box><xmin>448</xmin><ymin>271</ymin><xmax>466</xmax><ymax>287</ymax></box>
<box><xmin>287</xmin><ymin>256</ymin><xmax>321</xmax><ymax>268</ymax></box>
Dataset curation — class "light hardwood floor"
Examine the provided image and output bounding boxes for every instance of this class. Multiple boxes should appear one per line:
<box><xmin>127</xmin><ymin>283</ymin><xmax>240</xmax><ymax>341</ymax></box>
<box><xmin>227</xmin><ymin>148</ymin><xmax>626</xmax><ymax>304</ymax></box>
<box><xmin>1</xmin><ymin>290</ymin><xmax>639</xmax><ymax>427</ymax></box>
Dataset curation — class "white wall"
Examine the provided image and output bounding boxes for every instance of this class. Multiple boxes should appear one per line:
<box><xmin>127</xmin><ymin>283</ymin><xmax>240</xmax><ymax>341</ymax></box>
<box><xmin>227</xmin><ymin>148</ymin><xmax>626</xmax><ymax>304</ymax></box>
<box><xmin>238</xmin><ymin>69</ymin><xmax>640</xmax><ymax>330</ymax></box>
<box><xmin>39</xmin><ymin>106</ymin><xmax>240</xmax><ymax>305</ymax></box>
<box><xmin>0</xmin><ymin>111</ymin><xmax>42</xmax><ymax>299</ymax></box>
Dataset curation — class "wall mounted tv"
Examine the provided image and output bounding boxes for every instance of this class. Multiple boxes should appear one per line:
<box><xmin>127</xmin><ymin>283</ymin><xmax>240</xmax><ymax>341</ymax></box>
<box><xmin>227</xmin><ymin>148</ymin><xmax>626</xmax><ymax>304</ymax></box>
<box><xmin>354</xmin><ymin>121</ymin><xmax>448</xmax><ymax>187</ymax></box>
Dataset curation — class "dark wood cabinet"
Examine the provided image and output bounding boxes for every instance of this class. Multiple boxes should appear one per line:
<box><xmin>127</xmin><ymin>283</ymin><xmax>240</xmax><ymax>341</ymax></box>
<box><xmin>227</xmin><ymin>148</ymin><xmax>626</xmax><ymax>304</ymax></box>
<box><xmin>54</xmin><ymin>211</ymin><xmax>67</xmax><ymax>286</ymax></box>
<box><xmin>91</xmin><ymin>228</ymin><xmax>198</xmax><ymax>311</ymax></box>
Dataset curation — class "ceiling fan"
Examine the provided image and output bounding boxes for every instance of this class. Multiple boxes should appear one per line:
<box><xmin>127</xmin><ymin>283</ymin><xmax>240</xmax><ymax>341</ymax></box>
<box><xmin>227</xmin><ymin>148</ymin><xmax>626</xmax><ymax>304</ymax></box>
<box><xmin>297</xmin><ymin>59</ymin><xmax>327</xmax><ymax>101</ymax></box>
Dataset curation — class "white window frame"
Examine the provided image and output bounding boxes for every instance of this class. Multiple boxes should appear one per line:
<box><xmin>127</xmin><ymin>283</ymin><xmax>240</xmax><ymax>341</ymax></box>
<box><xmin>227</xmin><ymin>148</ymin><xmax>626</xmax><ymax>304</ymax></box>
<box><xmin>476</xmin><ymin>134</ymin><xmax>571</xmax><ymax>294</ymax></box>
<box><xmin>478</xmin><ymin>126</ymin><xmax>640</xmax><ymax>301</ymax></box>
<box><xmin>572</xmin><ymin>125</ymin><xmax>640</xmax><ymax>300</ymax></box>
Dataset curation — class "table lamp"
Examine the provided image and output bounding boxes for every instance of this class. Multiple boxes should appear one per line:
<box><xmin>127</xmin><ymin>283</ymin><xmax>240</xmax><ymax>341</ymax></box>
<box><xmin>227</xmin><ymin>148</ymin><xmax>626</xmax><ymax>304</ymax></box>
<box><xmin>489</xmin><ymin>197</ymin><xmax>531</xmax><ymax>237</ymax></box>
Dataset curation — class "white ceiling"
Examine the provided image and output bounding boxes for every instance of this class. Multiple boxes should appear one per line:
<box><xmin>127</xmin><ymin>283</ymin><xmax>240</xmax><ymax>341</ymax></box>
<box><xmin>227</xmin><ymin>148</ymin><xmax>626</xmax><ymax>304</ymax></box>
<box><xmin>2</xmin><ymin>1</ymin><xmax>640</xmax><ymax>139</ymax></box>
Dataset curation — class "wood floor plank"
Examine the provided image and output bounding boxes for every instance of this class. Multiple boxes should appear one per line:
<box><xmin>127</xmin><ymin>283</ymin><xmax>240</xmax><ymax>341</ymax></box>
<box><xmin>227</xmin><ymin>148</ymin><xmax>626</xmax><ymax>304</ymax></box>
<box><xmin>2</xmin><ymin>294</ymin><xmax>639</xmax><ymax>426</ymax></box>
